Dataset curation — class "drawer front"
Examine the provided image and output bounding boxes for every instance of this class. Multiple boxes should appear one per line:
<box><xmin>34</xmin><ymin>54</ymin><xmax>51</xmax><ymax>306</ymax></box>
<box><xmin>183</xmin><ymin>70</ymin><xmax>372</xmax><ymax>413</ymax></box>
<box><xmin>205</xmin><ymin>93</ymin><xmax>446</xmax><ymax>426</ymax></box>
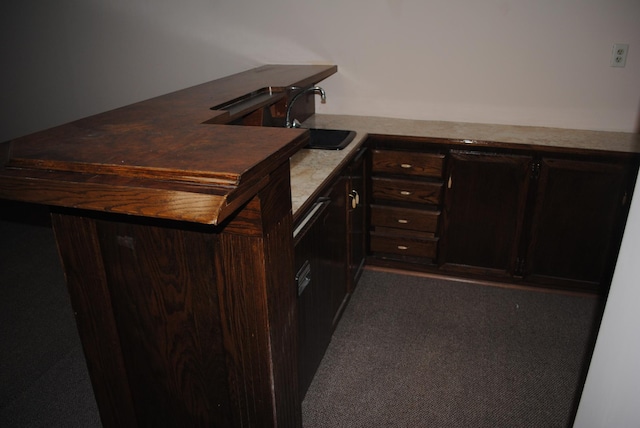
<box><xmin>371</xmin><ymin>204</ymin><xmax>439</xmax><ymax>232</ymax></box>
<box><xmin>370</xmin><ymin>232</ymin><xmax>438</xmax><ymax>259</ymax></box>
<box><xmin>372</xmin><ymin>149</ymin><xmax>445</xmax><ymax>178</ymax></box>
<box><xmin>372</xmin><ymin>177</ymin><xmax>442</xmax><ymax>205</ymax></box>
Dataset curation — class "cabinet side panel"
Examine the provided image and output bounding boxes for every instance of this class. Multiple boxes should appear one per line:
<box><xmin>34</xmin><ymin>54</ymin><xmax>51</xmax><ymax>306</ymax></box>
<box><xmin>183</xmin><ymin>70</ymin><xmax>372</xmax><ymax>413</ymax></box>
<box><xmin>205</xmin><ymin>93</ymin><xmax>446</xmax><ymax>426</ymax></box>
<box><xmin>215</xmin><ymin>161</ymin><xmax>301</xmax><ymax>427</ymax></box>
<box><xmin>258</xmin><ymin>162</ymin><xmax>302</xmax><ymax>427</ymax></box>
<box><xmin>96</xmin><ymin>219</ymin><xmax>232</xmax><ymax>427</ymax></box>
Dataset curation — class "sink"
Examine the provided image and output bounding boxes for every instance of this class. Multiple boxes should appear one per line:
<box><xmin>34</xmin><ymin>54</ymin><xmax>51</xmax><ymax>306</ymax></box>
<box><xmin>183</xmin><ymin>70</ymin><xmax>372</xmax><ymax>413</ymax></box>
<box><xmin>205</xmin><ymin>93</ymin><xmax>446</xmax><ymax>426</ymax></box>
<box><xmin>305</xmin><ymin>128</ymin><xmax>356</xmax><ymax>150</ymax></box>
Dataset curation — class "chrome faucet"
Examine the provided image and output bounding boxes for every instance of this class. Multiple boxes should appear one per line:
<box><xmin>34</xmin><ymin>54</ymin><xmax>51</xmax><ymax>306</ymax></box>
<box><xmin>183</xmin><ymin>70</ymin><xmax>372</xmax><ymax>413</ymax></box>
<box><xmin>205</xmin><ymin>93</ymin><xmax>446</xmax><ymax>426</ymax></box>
<box><xmin>285</xmin><ymin>86</ymin><xmax>326</xmax><ymax>128</ymax></box>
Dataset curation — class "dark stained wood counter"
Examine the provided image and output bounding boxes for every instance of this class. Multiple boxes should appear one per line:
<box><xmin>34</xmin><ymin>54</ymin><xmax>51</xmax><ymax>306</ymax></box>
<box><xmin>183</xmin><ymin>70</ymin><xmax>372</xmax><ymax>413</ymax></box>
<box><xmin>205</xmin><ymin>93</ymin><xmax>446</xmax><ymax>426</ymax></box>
<box><xmin>0</xmin><ymin>64</ymin><xmax>337</xmax><ymax>428</ymax></box>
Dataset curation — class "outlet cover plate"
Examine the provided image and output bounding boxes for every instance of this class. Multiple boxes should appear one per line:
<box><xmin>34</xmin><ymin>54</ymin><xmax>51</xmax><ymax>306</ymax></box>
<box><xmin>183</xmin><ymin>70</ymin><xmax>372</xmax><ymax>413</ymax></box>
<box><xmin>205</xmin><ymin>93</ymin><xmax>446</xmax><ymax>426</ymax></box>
<box><xmin>611</xmin><ymin>43</ymin><xmax>629</xmax><ymax>67</ymax></box>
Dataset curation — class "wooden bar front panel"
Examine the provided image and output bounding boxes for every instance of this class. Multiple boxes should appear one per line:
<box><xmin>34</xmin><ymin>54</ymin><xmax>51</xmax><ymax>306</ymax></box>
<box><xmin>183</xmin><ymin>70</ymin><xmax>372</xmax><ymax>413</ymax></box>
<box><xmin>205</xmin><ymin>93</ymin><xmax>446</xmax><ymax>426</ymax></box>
<box><xmin>51</xmin><ymin>162</ymin><xmax>300</xmax><ymax>428</ymax></box>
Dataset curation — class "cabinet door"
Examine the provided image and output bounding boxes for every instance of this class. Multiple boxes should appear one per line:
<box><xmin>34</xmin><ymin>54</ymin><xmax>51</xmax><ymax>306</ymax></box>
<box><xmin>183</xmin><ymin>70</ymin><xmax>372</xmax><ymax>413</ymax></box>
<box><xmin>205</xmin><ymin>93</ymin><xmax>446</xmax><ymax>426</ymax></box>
<box><xmin>347</xmin><ymin>149</ymin><xmax>367</xmax><ymax>292</ymax></box>
<box><xmin>321</xmin><ymin>176</ymin><xmax>349</xmax><ymax>330</ymax></box>
<box><xmin>439</xmin><ymin>151</ymin><xmax>532</xmax><ymax>277</ymax></box>
<box><xmin>524</xmin><ymin>157</ymin><xmax>630</xmax><ymax>290</ymax></box>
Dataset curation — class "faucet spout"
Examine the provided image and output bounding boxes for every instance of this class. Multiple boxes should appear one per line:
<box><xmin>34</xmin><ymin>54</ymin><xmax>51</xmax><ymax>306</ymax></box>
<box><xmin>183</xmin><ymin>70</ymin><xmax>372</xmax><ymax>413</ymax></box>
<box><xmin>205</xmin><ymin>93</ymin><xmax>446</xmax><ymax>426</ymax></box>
<box><xmin>285</xmin><ymin>86</ymin><xmax>326</xmax><ymax>128</ymax></box>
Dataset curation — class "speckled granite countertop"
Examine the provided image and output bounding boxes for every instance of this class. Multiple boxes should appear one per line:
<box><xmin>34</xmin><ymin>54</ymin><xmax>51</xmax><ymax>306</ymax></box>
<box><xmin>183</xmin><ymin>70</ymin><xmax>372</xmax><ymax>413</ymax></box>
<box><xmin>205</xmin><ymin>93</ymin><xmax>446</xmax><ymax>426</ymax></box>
<box><xmin>290</xmin><ymin>114</ymin><xmax>640</xmax><ymax>217</ymax></box>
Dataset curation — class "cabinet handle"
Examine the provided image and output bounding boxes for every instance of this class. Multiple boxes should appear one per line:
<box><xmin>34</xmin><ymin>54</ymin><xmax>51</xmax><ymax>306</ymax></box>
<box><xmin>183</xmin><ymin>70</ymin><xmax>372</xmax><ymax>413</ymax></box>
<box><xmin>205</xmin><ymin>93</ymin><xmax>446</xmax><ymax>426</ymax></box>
<box><xmin>397</xmin><ymin>219</ymin><xmax>409</xmax><ymax>224</ymax></box>
<box><xmin>447</xmin><ymin>175</ymin><xmax>452</xmax><ymax>189</ymax></box>
<box><xmin>400</xmin><ymin>163</ymin><xmax>412</xmax><ymax>169</ymax></box>
<box><xmin>295</xmin><ymin>260</ymin><xmax>312</xmax><ymax>296</ymax></box>
<box><xmin>397</xmin><ymin>245</ymin><xmax>409</xmax><ymax>250</ymax></box>
<box><xmin>348</xmin><ymin>190</ymin><xmax>360</xmax><ymax>209</ymax></box>
<box><xmin>400</xmin><ymin>190</ymin><xmax>412</xmax><ymax>196</ymax></box>
<box><xmin>293</xmin><ymin>198</ymin><xmax>330</xmax><ymax>239</ymax></box>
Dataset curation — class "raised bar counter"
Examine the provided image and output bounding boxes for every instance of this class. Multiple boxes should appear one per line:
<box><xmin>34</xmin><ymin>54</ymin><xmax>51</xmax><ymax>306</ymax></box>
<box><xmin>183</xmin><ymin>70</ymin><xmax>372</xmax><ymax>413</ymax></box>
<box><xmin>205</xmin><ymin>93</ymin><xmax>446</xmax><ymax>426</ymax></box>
<box><xmin>0</xmin><ymin>65</ymin><xmax>337</xmax><ymax>225</ymax></box>
<box><xmin>0</xmin><ymin>65</ymin><xmax>337</xmax><ymax>428</ymax></box>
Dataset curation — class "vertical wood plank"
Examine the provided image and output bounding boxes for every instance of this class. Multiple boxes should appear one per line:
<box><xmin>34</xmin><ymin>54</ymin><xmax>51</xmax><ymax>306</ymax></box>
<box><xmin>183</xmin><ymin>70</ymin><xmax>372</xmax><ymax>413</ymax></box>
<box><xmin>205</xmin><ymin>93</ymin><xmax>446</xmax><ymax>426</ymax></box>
<box><xmin>215</xmin><ymin>162</ymin><xmax>301</xmax><ymax>427</ymax></box>
<box><xmin>259</xmin><ymin>162</ymin><xmax>301</xmax><ymax>427</ymax></box>
<box><xmin>51</xmin><ymin>212</ymin><xmax>138</xmax><ymax>427</ymax></box>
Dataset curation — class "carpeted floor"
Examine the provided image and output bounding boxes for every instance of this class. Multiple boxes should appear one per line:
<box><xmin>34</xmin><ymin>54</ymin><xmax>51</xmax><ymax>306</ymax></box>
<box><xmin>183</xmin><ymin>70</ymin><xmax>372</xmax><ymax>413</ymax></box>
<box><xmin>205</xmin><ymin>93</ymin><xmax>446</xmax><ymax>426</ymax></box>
<box><xmin>1</xmin><ymin>215</ymin><xmax>600</xmax><ymax>427</ymax></box>
<box><xmin>302</xmin><ymin>269</ymin><xmax>601</xmax><ymax>428</ymax></box>
<box><xmin>0</xmin><ymin>218</ymin><xmax>101</xmax><ymax>428</ymax></box>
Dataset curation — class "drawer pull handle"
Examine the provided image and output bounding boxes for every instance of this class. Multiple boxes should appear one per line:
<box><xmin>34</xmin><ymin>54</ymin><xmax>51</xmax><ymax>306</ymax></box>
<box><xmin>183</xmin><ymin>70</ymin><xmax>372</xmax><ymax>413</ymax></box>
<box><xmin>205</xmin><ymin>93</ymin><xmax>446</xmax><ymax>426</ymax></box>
<box><xmin>397</xmin><ymin>245</ymin><xmax>409</xmax><ymax>250</ymax></box>
<box><xmin>400</xmin><ymin>163</ymin><xmax>412</xmax><ymax>169</ymax></box>
<box><xmin>400</xmin><ymin>191</ymin><xmax>412</xmax><ymax>196</ymax></box>
<box><xmin>397</xmin><ymin>219</ymin><xmax>409</xmax><ymax>224</ymax></box>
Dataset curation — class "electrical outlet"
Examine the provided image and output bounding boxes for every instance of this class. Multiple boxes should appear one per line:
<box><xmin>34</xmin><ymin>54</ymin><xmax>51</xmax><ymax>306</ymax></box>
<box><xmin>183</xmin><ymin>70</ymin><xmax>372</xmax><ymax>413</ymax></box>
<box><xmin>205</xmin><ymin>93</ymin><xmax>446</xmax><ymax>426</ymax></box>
<box><xmin>610</xmin><ymin>43</ymin><xmax>629</xmax><ymax>67</ymax></box>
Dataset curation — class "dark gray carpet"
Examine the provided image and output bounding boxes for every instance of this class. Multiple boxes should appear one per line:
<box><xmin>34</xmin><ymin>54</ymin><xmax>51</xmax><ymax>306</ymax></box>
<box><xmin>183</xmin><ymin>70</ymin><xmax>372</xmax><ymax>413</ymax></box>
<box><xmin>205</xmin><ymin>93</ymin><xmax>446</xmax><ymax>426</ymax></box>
<box><xmin>1</xmin><ymin>212</ymin><xmax>599</xmax><ymax>427</ymax></box>
<box><xmin>0</xmin><ymin>217</ymin><xmax>101</xmax><ymax>428</ymax></box>
<box><xmin>302</xmin><ymin>269</ymin><xmax>600</xmax><ymax>428</ymax></box>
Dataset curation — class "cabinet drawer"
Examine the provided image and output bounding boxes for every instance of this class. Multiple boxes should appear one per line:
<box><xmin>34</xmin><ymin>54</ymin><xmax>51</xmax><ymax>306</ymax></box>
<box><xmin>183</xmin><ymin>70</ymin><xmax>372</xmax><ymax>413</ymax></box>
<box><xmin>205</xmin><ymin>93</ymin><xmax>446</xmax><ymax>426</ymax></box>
<box><xmin>372</xmin><ymin>177</ymin><xmax>442</xmax><ymax>205</ymax></box>
<box><xmin>370</xmin><ymin>232</ymin><xmax>438</xmax><ymax>259</ymax></box>
<box><xmin>371</xmin><ymin>204</ymin><xmax>439</xmax><ymax>233</ymax></box>
<box><xmin>372</xmin><ymin>149</ymin><xmax>445</xmax><ymax>178</ymax></box>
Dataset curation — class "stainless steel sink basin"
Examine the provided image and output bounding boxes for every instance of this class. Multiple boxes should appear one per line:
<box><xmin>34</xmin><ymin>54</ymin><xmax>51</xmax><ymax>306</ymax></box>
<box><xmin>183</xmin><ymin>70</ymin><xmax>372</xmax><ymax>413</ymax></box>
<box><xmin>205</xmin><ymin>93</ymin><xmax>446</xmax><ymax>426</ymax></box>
<box><xmin>305</xmin><ymin>128</ymin><xmax>356</xmax><ymax>150</ymax></box>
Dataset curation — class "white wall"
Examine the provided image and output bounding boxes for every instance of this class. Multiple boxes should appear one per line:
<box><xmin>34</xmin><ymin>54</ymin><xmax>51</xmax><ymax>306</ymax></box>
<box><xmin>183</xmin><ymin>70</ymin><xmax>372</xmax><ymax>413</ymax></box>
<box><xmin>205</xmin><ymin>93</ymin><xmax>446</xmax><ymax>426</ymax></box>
<box><xmin>1</xmin><ymin>1</ymin><xmax>639</xmax><ymax>426</ymax></box>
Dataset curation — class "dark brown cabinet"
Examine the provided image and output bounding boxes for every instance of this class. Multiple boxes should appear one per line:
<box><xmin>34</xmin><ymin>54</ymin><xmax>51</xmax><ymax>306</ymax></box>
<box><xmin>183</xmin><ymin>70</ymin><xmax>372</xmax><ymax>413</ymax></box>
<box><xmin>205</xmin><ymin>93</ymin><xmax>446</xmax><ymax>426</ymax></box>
<box><xmin>368</xmin><ymin>145</ymin><xmax>445</xmax><ymax>263</ymax></box>
<box><xmin>365</xmin><ymin>136</ymin><xmax>638</xmax><ymax>293</ymax></box>
<box><xmin>439</xmin><ymin>150</ymin><xmax>532</xmax><ymax>278</ymax></box>
<box><xmin>440</xmin><ymin>151</ymin><xmax>636</xmax><ymax>292</ymax></box>
<box><xmin>294</xmin><ymin>165</ymin><xmax>353</xmax><ymax>398</ymax></box>
<box><xmin>294</xmin><ymin>148</ymin><xmax>369</xmax><ymax>398</ymax></box>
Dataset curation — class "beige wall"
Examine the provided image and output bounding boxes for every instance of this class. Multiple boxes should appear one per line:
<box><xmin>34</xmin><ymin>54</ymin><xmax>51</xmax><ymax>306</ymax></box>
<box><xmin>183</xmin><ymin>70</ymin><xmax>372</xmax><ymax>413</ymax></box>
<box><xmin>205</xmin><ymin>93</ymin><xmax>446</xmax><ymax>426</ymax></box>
<box><xmin>1</xmin><ymin>0</ymin><xmax>639</xmax><ymax>143</ymax></box>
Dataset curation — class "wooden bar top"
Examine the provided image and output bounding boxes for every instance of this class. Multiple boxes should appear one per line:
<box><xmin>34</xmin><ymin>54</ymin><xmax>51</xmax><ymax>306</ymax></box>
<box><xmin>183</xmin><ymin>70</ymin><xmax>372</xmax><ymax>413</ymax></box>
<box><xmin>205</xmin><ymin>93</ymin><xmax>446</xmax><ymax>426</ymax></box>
<box><xmin>0</xmin><ymin>64</ymin><xmax>337</xmax><ymax>224</ymax></box>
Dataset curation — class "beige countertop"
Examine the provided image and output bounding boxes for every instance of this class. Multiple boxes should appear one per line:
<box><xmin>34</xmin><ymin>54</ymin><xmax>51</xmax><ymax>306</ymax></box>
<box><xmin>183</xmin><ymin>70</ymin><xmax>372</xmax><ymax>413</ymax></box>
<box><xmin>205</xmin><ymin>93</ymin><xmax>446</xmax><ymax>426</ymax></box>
<box><xmin>290</xmin><ymin>114</ymin><xmax>640</xmax><ymax>216</ymax></box>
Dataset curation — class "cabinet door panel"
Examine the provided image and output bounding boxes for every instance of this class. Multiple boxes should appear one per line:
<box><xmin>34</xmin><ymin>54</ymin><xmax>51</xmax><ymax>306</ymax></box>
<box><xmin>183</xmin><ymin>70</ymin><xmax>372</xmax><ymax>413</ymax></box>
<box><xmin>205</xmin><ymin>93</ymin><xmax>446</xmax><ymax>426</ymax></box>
<box><xmin>439</xmin><ymin>151</ymin><xmax>531</xmax><ymax>276</ymax></box>
<box><xmin>525</xmin><ymin>158</ymin><xmax>628</xmax><ymax>289</ymax></box>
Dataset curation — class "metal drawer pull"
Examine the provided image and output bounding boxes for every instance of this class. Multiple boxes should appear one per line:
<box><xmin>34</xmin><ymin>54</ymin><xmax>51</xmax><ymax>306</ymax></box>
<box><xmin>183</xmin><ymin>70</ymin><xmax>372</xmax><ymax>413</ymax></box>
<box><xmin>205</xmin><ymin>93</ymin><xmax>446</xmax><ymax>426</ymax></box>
<box><xmin>400</xmin><ymin>163</ymin><xmax>412</xmax><ymax>169</ymax></box>
<box><xmin>397</xmin><ymin>245</ymin><xmax>409</xmax><ymax>250</ymax></box>
<box><xmin>400</xmin><ymin>190</ymin><xmax>412</xmax><ymax>196</ymax></box>
<box><xmin>397</xmin><ymin>219</ymin><xmax>409</xmax><ymax>224</ymax></box>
